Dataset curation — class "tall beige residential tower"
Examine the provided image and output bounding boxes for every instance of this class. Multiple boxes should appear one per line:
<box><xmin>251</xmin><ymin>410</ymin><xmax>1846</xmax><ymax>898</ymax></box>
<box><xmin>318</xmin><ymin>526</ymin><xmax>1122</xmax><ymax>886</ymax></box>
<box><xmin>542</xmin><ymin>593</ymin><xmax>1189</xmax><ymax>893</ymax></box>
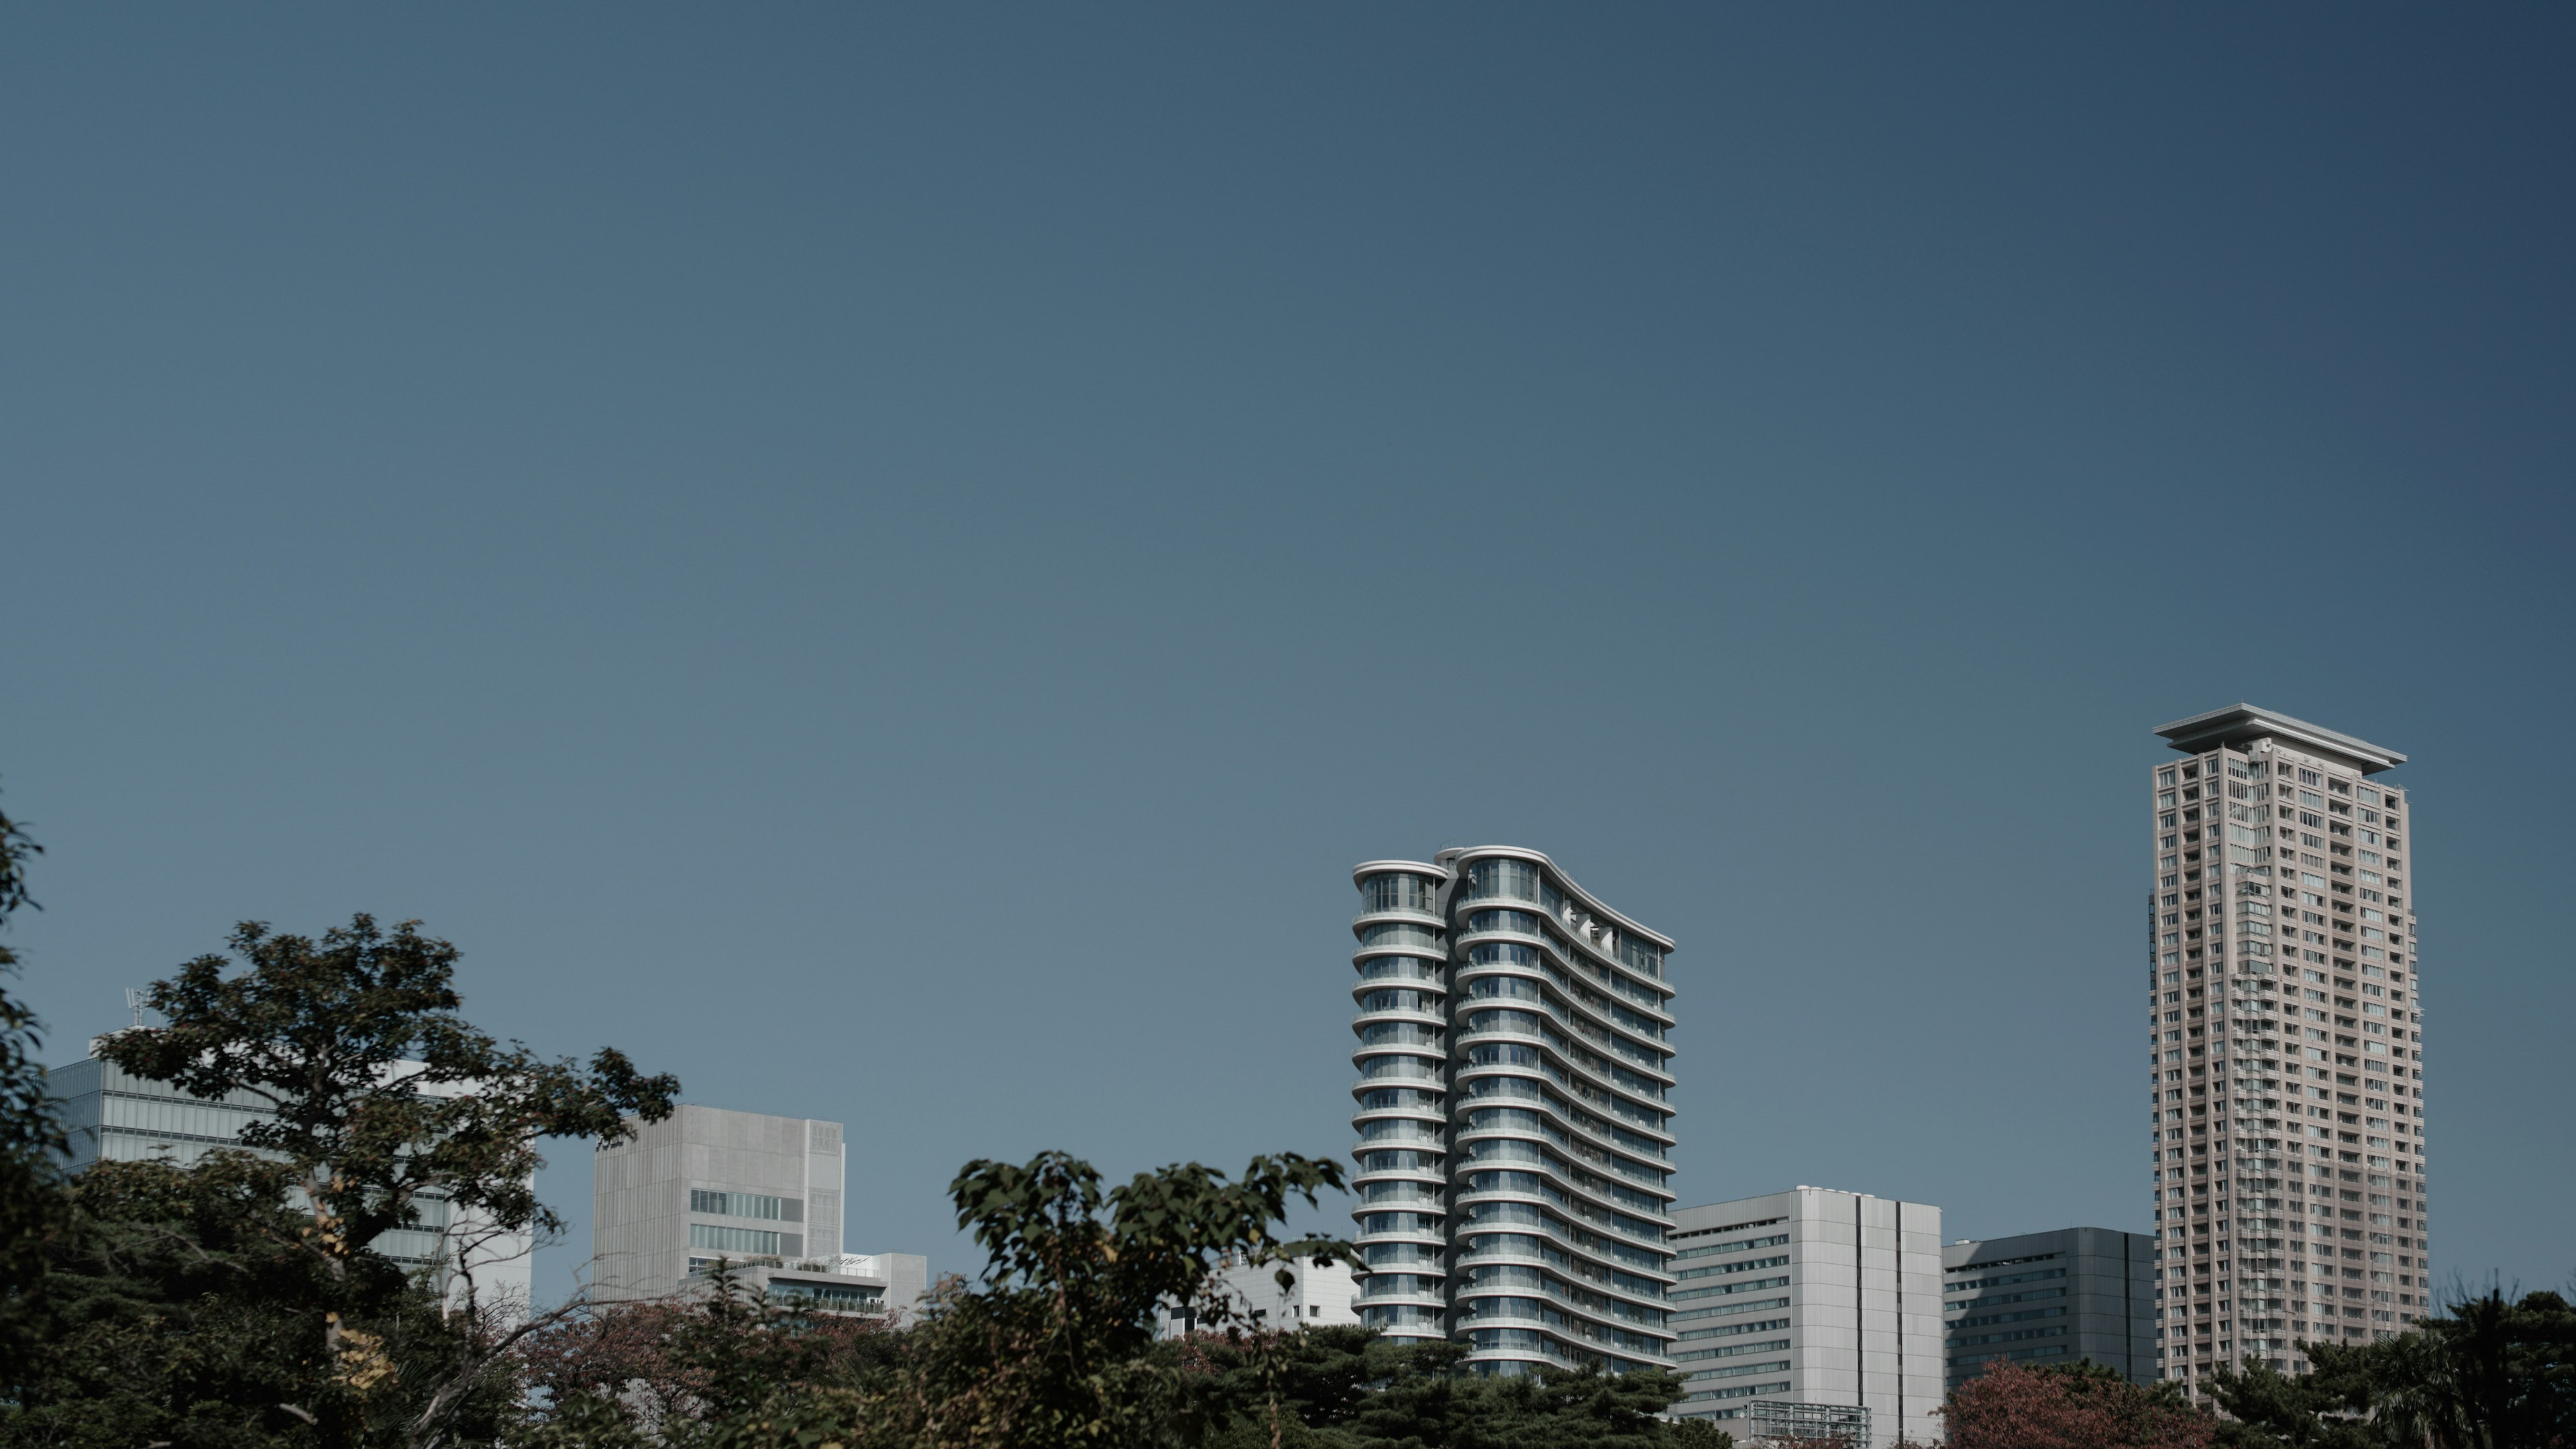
<box><xmin>2146</xmin><ymin>706</ymin><xmax>2430</xmax><ymax>1396</ymax></box>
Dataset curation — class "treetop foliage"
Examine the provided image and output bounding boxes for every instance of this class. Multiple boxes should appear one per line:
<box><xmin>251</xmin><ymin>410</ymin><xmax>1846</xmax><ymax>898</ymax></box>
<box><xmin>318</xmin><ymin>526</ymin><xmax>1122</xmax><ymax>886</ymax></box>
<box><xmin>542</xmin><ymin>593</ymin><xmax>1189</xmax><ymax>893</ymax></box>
<box><xmin>99</xmin><ymin>914</ymin><xmax>681</xmax><ymax>1265</ymax></box>
<box><xmin>5</xmin><ymin>908</ymin><xmax>681</xmax><ymax>1449</ymax></box>
<box><xmin>0</xmin><ymin>787</ymin><xmax>68</xmax><ymax>1381</ymax></box>
<box><xmin>1937</xmin><ymin>1358</ymin><xmax>2214</xmax><ymax>1449</ymax></box>
<box><xmin>2212</xmin><ymin>1289</ymin><xmax>2576</xmax><ymax>1449</ymax></box>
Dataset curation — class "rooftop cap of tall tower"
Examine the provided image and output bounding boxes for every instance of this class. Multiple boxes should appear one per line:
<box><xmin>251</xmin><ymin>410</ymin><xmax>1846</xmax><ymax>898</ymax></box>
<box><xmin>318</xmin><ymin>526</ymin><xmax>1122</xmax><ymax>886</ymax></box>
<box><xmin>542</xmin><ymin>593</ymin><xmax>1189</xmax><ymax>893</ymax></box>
<box><xmin>2153</xmin><ymin>702</ymin><xmax>2407</xmax><ymax>775</ymax></box>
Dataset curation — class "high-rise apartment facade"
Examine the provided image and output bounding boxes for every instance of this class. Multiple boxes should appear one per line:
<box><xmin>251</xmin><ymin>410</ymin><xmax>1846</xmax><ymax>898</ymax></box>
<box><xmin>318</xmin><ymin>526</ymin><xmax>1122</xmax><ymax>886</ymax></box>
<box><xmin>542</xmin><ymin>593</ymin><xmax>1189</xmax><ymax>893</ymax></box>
<box><xmin>1669</xmin><ymin>1187</ymin><xmax>1943</xmax><ymax>1448</ymax></box>
<box><xmin>2146</xmin><ymin>706</ymin><xmax>2430</xmax><ymax>1394</ymax></box>
<box><xmin>1349</xmin><ymin>847</ymin><xmax>1678</xmax><ymax>1375</ymax></box>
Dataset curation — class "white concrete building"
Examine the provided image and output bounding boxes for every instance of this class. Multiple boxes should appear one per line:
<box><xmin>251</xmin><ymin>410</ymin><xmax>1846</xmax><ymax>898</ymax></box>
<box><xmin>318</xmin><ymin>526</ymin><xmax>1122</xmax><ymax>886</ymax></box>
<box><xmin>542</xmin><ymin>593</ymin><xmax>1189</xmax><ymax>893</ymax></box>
<box><xmin>1668</xmin><ymin>1187</ymin><xmax>1943</xmax><ymax>1449</ymax></box>
<box><xmin>1350</xmin><ymin>847</ymin><xmax>1679</xmax><ymax>1376</ymax></box>
<box><xmin>1162</xmin><ymin>1252</ymin><xmax>1361</xmax><ymax>1337</ymax></box>
<box><xmin>2145</xmin><ymin>707</ymin><xmax>2431</xmax><ymax>1397</ymax></box>
<box><xmin>592</xmin><ymin>1103</ymin><xmax>926</xmax><ymax>1320</ymax></box>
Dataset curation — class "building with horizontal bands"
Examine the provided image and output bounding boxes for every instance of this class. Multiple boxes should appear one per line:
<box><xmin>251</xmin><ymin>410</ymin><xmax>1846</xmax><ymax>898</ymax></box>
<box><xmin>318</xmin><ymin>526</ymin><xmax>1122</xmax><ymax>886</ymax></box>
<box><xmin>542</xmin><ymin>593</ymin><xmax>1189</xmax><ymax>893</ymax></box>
<box><xmin>2145</xmin><ymin>706</ymin><xmax>2430</xmax><ymax>1396</ymax></box>
<box><xmin>1941</xmin><ymin>1226</ymin><xmax>2155</xmax><ymax>1389</ymax></box>
<box><xmin>1350</xmin><ymin>847</ymin><xmax>1679</xmax><ymax>1376</ymax></box>
<box><xmin>1667</xmin><ymin>1187</ymin><xmax>1942</xmax><ymax>1449</ymax></box>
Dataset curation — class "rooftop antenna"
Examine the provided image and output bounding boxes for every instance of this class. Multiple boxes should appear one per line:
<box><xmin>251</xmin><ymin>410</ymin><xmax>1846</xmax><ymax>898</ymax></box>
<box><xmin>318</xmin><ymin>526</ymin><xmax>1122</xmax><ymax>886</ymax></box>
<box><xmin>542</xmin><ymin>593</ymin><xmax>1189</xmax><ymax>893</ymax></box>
<box><xmin>123</xmin><ymin>988</ymin><xmax>146</xmax><ymax>1029</ymax></box>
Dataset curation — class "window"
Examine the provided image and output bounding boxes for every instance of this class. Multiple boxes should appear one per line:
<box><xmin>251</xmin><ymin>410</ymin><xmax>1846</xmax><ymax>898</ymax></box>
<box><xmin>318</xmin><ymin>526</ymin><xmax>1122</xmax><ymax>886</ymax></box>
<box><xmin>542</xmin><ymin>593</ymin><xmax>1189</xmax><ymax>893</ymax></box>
<box><xmin>2159</xmin><ymin>770</ymin><xmax>2178</xmax><ymax>787</ymax></box>
<box><xmin>1361</xmin><ymin>873</ymin><xmax>1441</xmax><ymax>914</ymax></box>
<box><xmin>767</xmin><ymin>1280</ymin><xmax>884</xmax><ymax>1312</ymax></box>
<box><xmin>1466</xmin><ymin>859</ymin><xmax>1543</xmax><ymax>904</ymax></box>
<box><xmin>691</xmin><ymin>1189</ymin><xmax>798</xmax><ymax>1221</ymax></box>
<box><xmin>690</xmin><ymin>1223</ymin><xmax>784</xmax><ymax>1254</ymax></box>
<box><xmin>2298</xmin><ymin>769</ymin><xmax>2321</xmax><ymax>786</ymax></box>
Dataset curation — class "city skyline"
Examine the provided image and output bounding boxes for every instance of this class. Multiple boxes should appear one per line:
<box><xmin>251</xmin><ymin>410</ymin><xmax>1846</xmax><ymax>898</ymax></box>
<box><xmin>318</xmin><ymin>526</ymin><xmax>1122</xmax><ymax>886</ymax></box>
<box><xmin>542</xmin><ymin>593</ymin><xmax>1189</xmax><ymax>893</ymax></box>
<box><xmin>7</xmin><ymin>7</ymin><xmax>2568</xmax><ymax>1310</ymax></box>
<box><xmin>13</xmin><ymin>703</ymin><xmax>2524</xmax><ymax>1320</ymax></box>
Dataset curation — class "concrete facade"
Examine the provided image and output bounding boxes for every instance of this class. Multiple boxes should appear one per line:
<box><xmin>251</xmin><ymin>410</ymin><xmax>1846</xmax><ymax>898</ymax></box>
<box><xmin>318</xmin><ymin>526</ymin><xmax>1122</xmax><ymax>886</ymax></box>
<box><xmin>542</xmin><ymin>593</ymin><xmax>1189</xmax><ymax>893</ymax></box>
<box><xmin>706</xmin><ymin>1253</ymin><xmax>931</xmax><ymax>1325</ymax></box>
<box><xmin>592</xmin><ymin>1103</ymin><xmax>926</xmax><ymax>1320</ymax></box>
<box><xmin>1350</xmin><ymin>847</ymin><xmax>1678</xmax><ymax>1376</ymax></box>
<box><xmin>1162</xmin><ymin>1253</ymin><xmax>1362</xmax><ymax>1337</ymax></box>
<box><xmin>1941</xmin><ymin>1227</ymin><xmax>2155</xmax><ymax>1389</ymax></box>
<box><xmin>1668</xmin><ymin>1187</ymin><xmax>1943</xmax><ymax>1449</ymax></box>
<box><xmin>45</xmin><ymin>1047</ymin><xmax>536</xmax><ymax>1312</ymax></box>
<box><xmin>594</xmin><ymin>1104</ymin><xmax>846</xmax><ymax>1297</ymax></box>
<box><xmin>2145</xmin><ymin>707</ymin><xmax>2430</xmax><ymax>1397</ymax></box>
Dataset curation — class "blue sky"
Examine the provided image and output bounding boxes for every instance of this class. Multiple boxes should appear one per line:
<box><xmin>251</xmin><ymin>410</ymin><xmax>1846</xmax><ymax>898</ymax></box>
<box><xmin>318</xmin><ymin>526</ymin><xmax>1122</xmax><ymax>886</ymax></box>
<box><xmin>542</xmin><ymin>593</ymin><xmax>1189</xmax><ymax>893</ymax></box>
<box><xmin>5</xmin><ymin>5</ymin><xmax>2571</xmax><ymax>1301</ymax></box>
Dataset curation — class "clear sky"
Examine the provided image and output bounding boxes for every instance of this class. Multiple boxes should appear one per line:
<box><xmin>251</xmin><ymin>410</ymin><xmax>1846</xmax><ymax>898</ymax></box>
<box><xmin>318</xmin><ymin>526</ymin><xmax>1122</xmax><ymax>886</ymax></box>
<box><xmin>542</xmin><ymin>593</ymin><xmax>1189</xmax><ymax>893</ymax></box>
<box><xmin>5</xmin><ymin>6</ymin><xmax>2571</xmax><ymax>1304</ymax></box>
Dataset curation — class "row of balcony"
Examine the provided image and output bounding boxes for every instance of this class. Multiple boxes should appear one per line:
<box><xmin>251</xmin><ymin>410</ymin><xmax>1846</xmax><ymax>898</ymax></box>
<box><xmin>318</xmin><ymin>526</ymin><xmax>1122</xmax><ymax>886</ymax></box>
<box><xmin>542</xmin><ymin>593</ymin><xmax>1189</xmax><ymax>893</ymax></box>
<box><xmin>1455</xmin><ymin>972</ymin><xmax>1674</xmax><ymax>1075</ymax></box>
<box><xmin>1450</xmin><ymin>915</ymin><xmax>1674</xmax><ymax>1023</ymax></box>
<box><xmin>1457</xmin><ymin>1030</ymin><xmax>1672</xmax><ymax>1127</ymax></box>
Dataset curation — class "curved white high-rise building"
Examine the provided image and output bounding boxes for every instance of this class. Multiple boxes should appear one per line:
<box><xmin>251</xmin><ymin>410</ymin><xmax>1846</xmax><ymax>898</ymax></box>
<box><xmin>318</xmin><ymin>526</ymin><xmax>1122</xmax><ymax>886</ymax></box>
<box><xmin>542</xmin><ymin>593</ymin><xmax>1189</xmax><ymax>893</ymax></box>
<box><xmin>1349</xmin><ymin>846</ymin><xmax>1678</xmax><ymax>1375</ymax></box>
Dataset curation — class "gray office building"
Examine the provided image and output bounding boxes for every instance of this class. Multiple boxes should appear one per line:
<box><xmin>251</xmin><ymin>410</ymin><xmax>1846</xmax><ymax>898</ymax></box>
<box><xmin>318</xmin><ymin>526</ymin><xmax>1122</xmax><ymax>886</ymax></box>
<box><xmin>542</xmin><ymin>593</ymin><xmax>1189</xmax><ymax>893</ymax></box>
<box><xmin>592</xmin><ymin>1103</ymin><xmax>926</xmax><ymax>1319</ymax></box>
<box><xmin>1941</xmin><ymin>1227</ymin><xmax>2155</xmax><ymax>1389</ymax></box>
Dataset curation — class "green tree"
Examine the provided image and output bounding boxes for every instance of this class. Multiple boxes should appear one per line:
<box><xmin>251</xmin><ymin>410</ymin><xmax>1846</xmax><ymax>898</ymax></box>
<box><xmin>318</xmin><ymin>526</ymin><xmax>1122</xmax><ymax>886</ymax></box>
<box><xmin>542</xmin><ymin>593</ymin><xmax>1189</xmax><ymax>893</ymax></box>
<box><xmin>3</xmin><ymin>1150</ymin><xmax>498</xmax><ymax>1448</ymax></box>
<box><xmin>2215</xmin><ymin>1289</ymin><xmax>2576</xmax><ymax>1449</ymax></box>
<box><xmin>1666</xmin><ymin>1415</ymin><xmax>1734</xmax><ymax>1449</ymax></box>
<box><xmin>1178</xmin><ymin>1324</ymin><xmax>1396</xmax><ymax>1447</ymax></box>
<box><xmin>885</xmin><ymin>1149</ymin><xmax>1358</xmax><ymax>1449</ymax></box>
<box><xmin>13</xmin><ymin>913</ymin><xmax>679</xmax><ymax>1449</ymax></box>
<box><xmin>513</xmin><ymin>1260</ymin><xmax>896</xmax><ymax>1448</ymax></box>
<box><xmin>1179</xmin><ymin>1327</ymin><xmax>1701</xmax><ymax>1449</ymax></box>
<box><xmin>0</xmin><ymin>788</ymin><xmax>68</xmax><ymax>1381</ymax></box>
<box><xmin>552</xmin><ymin>1148</ymin><xmax>1357</xmax><ymax>1449</ymax></box>
<box><xmin>2208</xmin><ymin>1352</ymin><xmax>2392</xmax><ymax>1449</ymax></box>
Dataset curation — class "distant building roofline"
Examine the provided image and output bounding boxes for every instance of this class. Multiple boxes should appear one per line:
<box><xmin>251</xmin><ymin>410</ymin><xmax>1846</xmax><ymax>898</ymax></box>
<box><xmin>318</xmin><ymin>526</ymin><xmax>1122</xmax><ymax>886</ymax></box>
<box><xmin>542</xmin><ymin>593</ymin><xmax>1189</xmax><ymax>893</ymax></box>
<box><xmin>2153</xmin><ymin>703</ymin><xmax>2406</xmax><ymax>775</ymax></box>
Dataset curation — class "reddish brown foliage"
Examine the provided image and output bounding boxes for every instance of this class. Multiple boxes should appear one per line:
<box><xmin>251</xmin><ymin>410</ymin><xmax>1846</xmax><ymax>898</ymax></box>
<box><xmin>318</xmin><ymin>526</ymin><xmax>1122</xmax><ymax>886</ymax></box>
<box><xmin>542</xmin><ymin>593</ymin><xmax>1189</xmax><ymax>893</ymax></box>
<box><xmin>1937</xmin><ymin>1358</ymin><xmax>2216</xmax><ymax>1449</ymax></box>
<box><xmin>517</xmin><ymin>1281</ymin><xmax>888</xmax><ymax>1432</ymax></box>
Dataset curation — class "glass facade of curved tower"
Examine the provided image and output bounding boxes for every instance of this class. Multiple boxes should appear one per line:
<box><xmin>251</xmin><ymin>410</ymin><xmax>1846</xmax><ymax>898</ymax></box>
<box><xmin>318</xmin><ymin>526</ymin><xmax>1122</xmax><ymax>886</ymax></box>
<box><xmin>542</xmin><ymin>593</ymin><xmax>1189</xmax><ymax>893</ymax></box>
<box><xmin>1350</xmin><ymin>847</ymin><xmax>1678</xmax><ymax>1374</ymax></box>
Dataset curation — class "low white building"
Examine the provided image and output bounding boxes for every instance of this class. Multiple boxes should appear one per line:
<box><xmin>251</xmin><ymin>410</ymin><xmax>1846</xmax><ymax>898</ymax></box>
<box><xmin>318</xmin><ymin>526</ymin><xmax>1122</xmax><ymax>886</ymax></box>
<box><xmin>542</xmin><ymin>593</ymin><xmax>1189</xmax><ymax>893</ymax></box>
<box><xmin>1163</xmin><ymin>1252</ymin><xmax>1360</xmax><ymax>1336</ymax></box>
<box><xmin>1668</xmin><ymin>1187</ymin><xmax>1943</xmax><ymax>1449</ymax></box>
<box><xmin>686</xmin><ymin>1251</ymin><xmax>930</xmax><ymax>1324</ymax></box>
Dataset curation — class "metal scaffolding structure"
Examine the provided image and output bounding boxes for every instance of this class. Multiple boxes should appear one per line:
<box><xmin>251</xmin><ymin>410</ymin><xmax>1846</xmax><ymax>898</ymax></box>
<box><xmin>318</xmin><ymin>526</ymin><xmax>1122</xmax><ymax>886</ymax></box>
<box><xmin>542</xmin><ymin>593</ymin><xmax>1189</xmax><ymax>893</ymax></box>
<box><xmin>1744</xmin><ymin>1399</ymin><xmax>1871</xmax><ymax>1446</ymax></box>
